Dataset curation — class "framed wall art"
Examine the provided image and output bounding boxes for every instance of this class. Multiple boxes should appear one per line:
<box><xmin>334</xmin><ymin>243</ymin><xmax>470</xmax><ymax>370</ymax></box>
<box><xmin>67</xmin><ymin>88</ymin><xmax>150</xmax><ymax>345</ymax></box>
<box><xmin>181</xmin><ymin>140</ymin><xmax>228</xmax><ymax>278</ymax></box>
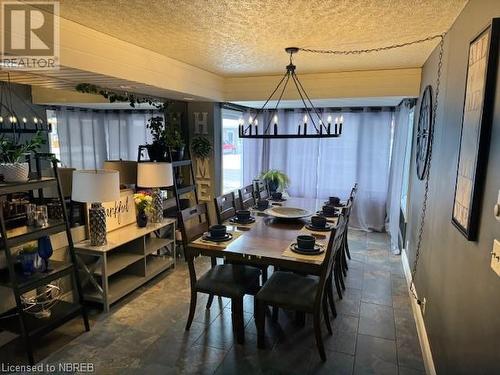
<box><xmin>452</xmin><ymin>19</ymin><xmax>500</xmax><ymax>240</ymax></box>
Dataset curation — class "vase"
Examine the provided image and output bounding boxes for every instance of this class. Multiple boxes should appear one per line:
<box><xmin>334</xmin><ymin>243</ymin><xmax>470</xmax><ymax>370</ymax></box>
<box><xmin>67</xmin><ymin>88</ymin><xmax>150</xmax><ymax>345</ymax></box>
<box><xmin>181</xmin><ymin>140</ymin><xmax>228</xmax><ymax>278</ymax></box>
<box><xmin>137</xmin><ymin>209</ymin><xmax>148</xmax><ymax>227</ymax></box>
<box><xmin>169</xmin><ymin>146</ymin><xmax>185</xmax><ymax>161</ymax></box>
<box><xmin>20</xmin><ymin>252</ymin><xmax>37</xmax><ymax>275</ymax></box>
<box><xmin>0</xmin><ymin>162</ymin><xmax>29</xmax><ymax>182</ymax></box>
<box><xmin>37</xmin><ymin>236</ymin><xmax>53</xmax><ymax>272</ymax></box>
<box><xmin>146</xmin><ymin>143</ymin><xmax>167</xmax><ymax>162</ymax></box>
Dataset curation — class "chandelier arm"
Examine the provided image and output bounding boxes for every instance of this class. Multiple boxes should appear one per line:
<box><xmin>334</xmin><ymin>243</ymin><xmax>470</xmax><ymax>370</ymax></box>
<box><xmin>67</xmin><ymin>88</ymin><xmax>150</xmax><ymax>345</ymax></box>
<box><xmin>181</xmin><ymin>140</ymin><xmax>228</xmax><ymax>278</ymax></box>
<box><xmin>297</xmin><ymin>33</ymin><xmax>445</xmax><ymax>55</ymax></box>
<box><xmin>244</xmin><ymin>71</ymin><xmax>289</xmax><ymax>133</ymax></box>
<box><xmin>291</xmin><ymin>73</ymin><xmax>319</xmax><ymax>133</ymax></box>
<box><xmin>294</xmin><ymin>73</ymin><xmax>328</xmax><ymax>132</ymax></box>
<box><xmin>264</xmin><ymin>73</ymin><xmax>291</xmax><ymax>134</ymax></box>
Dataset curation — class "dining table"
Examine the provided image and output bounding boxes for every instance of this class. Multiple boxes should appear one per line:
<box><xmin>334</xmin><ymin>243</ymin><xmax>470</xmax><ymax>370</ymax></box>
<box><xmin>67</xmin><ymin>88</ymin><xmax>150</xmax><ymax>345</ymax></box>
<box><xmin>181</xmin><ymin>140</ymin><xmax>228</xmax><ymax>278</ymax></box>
<box><xmin>187</xmin><ymin>197</ymin><xmax>339</xmax><ymax>275</ymax></box>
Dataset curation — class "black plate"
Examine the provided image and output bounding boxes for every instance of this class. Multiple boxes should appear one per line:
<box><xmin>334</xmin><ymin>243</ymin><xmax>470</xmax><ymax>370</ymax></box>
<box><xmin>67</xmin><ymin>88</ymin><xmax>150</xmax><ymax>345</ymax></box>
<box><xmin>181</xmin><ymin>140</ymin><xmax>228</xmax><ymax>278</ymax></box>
<box><xmin>229</xmin><ymin>217</ymin><xmax>255</xmax><ymax>224</ymax></box>
<box><xmin>253</xmin><ymin>205</ymin><xmax>269</xmax><ymax>211</ymax></box>
<box><xmin>290</xmin><ymin>243</ymin><xmax>325</xmax><ymax>255</ymax></box>
<box><xmin>270</xmin><ymin>198</ymin><xmax>287</xmax><ymax>202</ymax></box>
<box><xmin>316</xmin><ymin>211</ymin><xmax>339</xmax><ymax>218</ymax></box>
<box><xmin>202</xmin><ymin>232</ymin><xmax>233</xmax><ymax>242</ymax></box>
<box><xmin>324</xmin><ymin>201</ymin><xmax>345</xmax><ymax>207</ymax></box>
<box><xmin>305</xmin><ymin>223</ymin><xmax>333</xmax><ymax>232</ymax></box>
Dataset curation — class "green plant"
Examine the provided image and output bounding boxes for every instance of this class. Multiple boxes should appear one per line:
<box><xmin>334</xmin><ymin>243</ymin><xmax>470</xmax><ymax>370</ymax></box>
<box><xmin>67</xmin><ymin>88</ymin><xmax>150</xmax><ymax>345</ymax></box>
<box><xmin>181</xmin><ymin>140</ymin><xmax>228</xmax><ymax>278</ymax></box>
<box><xmin>165</xmin><ymin>125</ymin><xmax>185</xmax><ymax>149</ymax></box>
<box><xmin>21</xmin><ymin>243</ymin><xmax>38</xmax><ymax>254</ymax></box>
<box><xmin>260</xmin><ymin>169</ymin><xmax>290</xmax><ymax>191</ymax></box>
<box><xmin>191</xmin><ymin>136</ymin><xmax>212</xmax><ymax>159</ymax></box>
<box><xmin>0</xmin><ymin>132</ymin><xmax>45</xmax><ymax>163</ymax></box>
<box><xmin>146</xmin><ymin>117</ymin><xmax>184</xmax><ymax>149</ymax></box>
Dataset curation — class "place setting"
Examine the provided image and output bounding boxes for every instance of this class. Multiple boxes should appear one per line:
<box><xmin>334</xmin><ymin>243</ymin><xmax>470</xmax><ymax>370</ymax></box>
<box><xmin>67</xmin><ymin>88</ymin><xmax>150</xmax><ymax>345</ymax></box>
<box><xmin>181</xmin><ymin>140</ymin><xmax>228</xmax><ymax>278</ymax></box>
<box><xmin>268</xmin><ymin>191</ymin><xmax>287</xmax><ymax>202</ymax></box>
<box><xmin>251</xmin><ymin>198</ymin><xmax>270</xmax><ymax>215</ymax></box>
<box><xmin>316</xmin><ymin>202</ymin><xmax>342</xmax><ymax>219</ymax></box>
<box><xmin>305</xmin><ymin>215</ymin><xmax>334</xmax><ymax>232</ymax></box>
<box><xmin>283</xmin><ymin>234</ymin><xmax>326</xmax><ymax>261</ymax></box>
<box><xmin>193</xmin><ymin>224</ymin><xmax>241</xmax><ymax>248</ymax></box>
<box><xmin>228</xmin><ymin>209</ymin><xmax>256</xmax><ymax>227</ymax></box>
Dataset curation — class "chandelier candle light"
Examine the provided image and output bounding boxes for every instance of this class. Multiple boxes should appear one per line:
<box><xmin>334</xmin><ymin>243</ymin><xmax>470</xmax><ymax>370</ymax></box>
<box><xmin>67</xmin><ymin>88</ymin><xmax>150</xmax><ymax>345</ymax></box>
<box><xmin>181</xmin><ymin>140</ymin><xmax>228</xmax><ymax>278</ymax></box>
<box><xmin>238</xmin><ymin>47</ymin><xmax>343</xmax><ymax>139</ymax></box>
<box><xmin>137</xmin><ymin>162</ymin><xmax>174</xmax><ymax>223</ymax></box>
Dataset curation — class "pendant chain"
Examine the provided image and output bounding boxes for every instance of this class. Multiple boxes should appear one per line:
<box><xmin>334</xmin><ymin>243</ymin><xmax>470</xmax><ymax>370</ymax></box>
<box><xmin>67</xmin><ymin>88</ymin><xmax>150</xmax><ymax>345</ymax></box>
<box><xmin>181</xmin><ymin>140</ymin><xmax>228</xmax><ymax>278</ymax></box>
<box><xmin>299</xmin><ymin>33</ymin><xmax>447</xmax><ymax>303</ymax></box>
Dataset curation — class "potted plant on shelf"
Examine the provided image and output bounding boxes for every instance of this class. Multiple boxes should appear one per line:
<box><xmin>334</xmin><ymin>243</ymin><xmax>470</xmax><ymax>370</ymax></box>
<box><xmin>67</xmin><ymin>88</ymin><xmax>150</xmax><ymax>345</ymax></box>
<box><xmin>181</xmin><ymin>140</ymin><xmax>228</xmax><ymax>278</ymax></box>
<box><xmin>260</xmin><ymin>169</ymin><xmax>290</xmax><ymax>193</ymax></box>
<box><xmin>133</xmin><ymin>192</ymin><xmax>153</xmax><ymax>227</ymax></box>
<box><xmin>191</xmin><ymin>135</ymin><xmax>212</xmax><ymax>160</ymax></box>
<box><xmin>165</xmin><ymin>125</ymin><xmax>185</xmax><ymax>161</ymax></box>
<box><xmin>146</xmin><ymin>116</ymin><xmax>185</xmax><ymax>162</ymax></box>
<box><xmin>0</xmin><ymin>131</ymin><xmax>45</xmax><ymax>182</ymax></box>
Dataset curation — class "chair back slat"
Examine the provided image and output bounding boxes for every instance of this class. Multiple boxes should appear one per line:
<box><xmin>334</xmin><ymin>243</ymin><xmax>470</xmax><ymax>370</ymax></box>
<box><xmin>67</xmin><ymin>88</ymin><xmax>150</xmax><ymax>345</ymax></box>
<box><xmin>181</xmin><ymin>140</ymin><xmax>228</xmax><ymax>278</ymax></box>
<box><xmin>214</xmin><ymin>192</ymin><xmax>237</xmax><ymax>224</ymax></box>
<box><xmin>238</xmin><ymin>184</ymin><xmax>256</xmax><ymax>210</ymax></box>
<box><xmin>254</xmin><ymin>180</ymin><xmax>269</xmax><ymax>200</ymax></box>
<box><xmin>178</xmin><ymin>203</ymin><xmax>210</xmax><ymax>246</ymax></box>
<box><xmin>315</xmin><ymin>213</ymin><xmax>347</xmax><ymax>307</ymax></box>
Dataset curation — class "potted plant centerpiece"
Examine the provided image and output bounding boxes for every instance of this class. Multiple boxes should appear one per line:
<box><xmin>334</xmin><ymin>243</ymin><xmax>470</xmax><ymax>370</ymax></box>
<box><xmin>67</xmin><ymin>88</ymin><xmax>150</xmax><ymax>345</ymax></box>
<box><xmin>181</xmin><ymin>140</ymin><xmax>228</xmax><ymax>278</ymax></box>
<box><xmin>260</xmin><ymin>169</ymin><xmax>290</xmax><ymax>193</ymax></box>
<box><xmin>133</xmin><ymin>192</ymin><xmax>153</xmax><ymax>227</ymax></box>
<box><xmin>0</xmin><ymin>132</ymin><xmax>45</xmax><ymax>182</ymax></box>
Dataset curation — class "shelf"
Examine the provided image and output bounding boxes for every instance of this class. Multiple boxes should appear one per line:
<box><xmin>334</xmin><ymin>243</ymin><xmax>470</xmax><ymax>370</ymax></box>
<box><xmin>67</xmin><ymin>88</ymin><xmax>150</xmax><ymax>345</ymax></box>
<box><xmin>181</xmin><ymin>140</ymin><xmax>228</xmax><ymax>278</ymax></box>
<box><xmin>171</xmin><ymin>159</ymin><xmax>192</xmax><ymax>167</ymax></box>
<box><xmin>2</xmin><ymin>220</ymin><xmax>66</xmax><ymax>248</ymax></box>
<box><xmin>0</xmin><ymin>260</ymin><xmax>73</xmax><ymax>293</ymax></box>
<box><xmin>145</xmin><ymin>237</ymin><xmax>174</xmax><ymax>256</ymax></box>
<box><xmin>0</xmin><ymin>300</ymin><xmax>82</xmax><ymax>337</ymax></box>
<box><xmin>169</xmin><ymin>184</ymin><xmax>195</xmax><ymax>195</ymax></box>
<box><xmin>93</xmin><ymin>253</ymin><xmax>143</xmax><ymax>277</ymax></box>
<box><xmin>0</xmin><ymin>177</ymin><xmax>57</xmax><ymax>195</ymax></box>
<box><xmin>146</xmin><ymin>255</ymin><xmax>174</xmax><ymax>277</ymax></box>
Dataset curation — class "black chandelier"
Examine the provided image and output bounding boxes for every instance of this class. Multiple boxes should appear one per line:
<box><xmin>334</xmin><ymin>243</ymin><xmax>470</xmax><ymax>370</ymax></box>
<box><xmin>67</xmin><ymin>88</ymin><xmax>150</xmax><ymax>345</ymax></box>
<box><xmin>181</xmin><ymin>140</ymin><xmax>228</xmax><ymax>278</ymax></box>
<box><xmin>238</xmin><ymin>47</ymin><xmax>343</xmax><ymax>139</ymax></box>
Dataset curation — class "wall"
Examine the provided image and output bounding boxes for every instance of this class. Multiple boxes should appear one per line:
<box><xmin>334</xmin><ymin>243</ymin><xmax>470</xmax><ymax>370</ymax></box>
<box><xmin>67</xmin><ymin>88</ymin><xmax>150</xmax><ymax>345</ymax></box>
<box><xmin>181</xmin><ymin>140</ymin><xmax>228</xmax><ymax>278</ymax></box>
<box><xmin>406</xmin><ymin>1</ymin><xmax>500</xmax><ymax>373</ymax></box>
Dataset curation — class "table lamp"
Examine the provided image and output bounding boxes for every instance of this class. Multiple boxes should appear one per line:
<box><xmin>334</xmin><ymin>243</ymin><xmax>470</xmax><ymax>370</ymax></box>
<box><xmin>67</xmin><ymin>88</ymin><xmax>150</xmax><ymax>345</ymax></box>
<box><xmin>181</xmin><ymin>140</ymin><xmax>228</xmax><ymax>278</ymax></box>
<box><xmin>72</xmin><ymin>170</ymin><xmax>120</xmax><ymax>246</ymax></box>
<box><xmin>103</xmin><ymin>160</ymin><xmax>137</xmax><ymax>188</ymax></box>
<box><xmin>137</xmin><ymin>162</ymin><xmax>173</xmax><ymax>223</ymax></box>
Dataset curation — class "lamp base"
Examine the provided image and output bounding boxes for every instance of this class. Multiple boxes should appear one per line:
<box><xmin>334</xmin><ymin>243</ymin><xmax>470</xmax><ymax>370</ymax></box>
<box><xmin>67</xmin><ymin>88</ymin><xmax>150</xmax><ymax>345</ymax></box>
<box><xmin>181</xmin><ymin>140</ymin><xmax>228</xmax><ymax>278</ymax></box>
<box><xmin>89</xmin><ymin>203</ymin><xmax>107</xmax><ymax>246</ymax></box>
<box><xmin>151</xmin><ymin>189</ymin><xmax>163</xmax><ymax>223</ymax></box>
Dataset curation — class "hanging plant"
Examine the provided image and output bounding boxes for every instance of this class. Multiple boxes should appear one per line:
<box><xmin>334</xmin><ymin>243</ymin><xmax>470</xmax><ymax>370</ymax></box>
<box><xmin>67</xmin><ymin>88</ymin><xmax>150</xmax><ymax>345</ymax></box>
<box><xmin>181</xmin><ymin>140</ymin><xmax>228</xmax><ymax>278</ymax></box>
<box><xmin>191</xmin><ymin>136</ymin><xmax>212</xmax><ymax>159</ymax></box>
<box><xmin>75</xmin><ymin>83</ymin><xmax>170</xmax><ymax>111</ymax></box>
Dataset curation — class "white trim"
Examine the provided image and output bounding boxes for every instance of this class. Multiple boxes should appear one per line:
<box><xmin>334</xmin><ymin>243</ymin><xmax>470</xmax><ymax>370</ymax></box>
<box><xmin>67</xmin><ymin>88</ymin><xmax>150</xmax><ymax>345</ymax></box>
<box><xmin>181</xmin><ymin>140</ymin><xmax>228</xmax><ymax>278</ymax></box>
<box><xmin>401</xmin><ymin>249</ymin><xmax>436</xmax><ymax>375</ymax></box>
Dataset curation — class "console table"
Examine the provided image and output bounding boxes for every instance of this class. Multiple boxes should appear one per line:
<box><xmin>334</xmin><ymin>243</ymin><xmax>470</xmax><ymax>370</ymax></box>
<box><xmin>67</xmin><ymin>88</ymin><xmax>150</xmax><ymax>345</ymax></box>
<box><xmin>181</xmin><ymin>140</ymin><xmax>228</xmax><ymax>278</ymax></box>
<box><xmin>74</xmin><ymin>219</ymin><xmax>175</xmax><ymax>312</ymax></box>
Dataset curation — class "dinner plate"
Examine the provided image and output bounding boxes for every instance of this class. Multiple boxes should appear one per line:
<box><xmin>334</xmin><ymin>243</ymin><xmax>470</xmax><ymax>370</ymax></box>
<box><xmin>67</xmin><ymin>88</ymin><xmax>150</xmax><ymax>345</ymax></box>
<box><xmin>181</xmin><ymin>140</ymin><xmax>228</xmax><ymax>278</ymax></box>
<box><xmin>202</xmin><ymin>232</ymin><xmax>233</xmax><ymax>242</ymax></box>
<box><xmin>316</xmin><ymin>211</ymin><xmax>340</xmax><ymax>218</ymax></box>
<box><xmin>229</xmin><ymin>217</ymin><xmax>255</xmax><ymax>224</ymax></box>
<box><xmin>264</xmin><ymin>206</ymin><xmax>312</xmax><ymax>219</ymax></box>
<box><xmin>290</xmin><ymin>243</ymin><xmax>325</xmax><ymax>255</ymax></box>
<box><xmin>305</xmin><ymin>223</ymin><xmax>333</xmax><ymax>232</ymax></box>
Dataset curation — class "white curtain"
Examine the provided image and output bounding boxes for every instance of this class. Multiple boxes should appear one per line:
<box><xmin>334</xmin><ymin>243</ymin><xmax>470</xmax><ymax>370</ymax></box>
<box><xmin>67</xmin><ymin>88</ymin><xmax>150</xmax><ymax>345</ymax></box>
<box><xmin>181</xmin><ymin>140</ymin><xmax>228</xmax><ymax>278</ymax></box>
<box><xmin>55</xmin><ymin>108</ymin><xmax>160</xmax><ymax>168</ymax></box>
<box><xmin>386</xmin><ymin>101</ymin><xmax>413</xmax><ymax>251</ymax></box>
<box><xmin>243</xmin><ymin>108</ymin><xmax>394</xmax><ymax>232</ymax></box>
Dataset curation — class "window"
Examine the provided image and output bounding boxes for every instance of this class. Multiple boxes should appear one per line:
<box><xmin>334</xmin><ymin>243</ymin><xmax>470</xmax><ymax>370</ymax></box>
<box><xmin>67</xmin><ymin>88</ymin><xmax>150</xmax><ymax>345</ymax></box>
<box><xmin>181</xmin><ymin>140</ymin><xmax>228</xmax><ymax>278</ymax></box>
<box><xmin>46</xmin><ymin>109</ymin><xmax>61</xmax><ymax>162</ymax></box>
<box><xmin>221</xmin><ymin>109</ymin><xmax>243</xmax><ymax>193</ymax></box>
<box><xmin>400</xmin><ymin>109</ymin><xmax>415</xmax><ymax>220</ymax></box>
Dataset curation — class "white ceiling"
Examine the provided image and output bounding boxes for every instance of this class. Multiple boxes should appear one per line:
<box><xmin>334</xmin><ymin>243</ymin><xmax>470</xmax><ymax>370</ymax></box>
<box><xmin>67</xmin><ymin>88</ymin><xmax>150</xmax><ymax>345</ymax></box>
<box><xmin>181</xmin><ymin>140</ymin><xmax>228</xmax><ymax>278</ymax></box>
<box><xmin>58</xmin><ymin>0</ymin><xmax>467</xmax><ymax>76</ymax></box>
<box><xmin>233</xmin><ymin>97</ymin><xmax>405</xmax><ymax>109</ymax></box>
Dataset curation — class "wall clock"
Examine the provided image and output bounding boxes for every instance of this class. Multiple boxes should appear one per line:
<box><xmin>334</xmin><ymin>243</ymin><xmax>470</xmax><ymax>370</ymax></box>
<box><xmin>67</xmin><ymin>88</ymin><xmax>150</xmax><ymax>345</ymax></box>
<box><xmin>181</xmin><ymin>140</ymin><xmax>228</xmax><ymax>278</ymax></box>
<box><xmin>416</xmin><ymin>85</ymin><xmax>433</xmax><ymax>180</ymax></box>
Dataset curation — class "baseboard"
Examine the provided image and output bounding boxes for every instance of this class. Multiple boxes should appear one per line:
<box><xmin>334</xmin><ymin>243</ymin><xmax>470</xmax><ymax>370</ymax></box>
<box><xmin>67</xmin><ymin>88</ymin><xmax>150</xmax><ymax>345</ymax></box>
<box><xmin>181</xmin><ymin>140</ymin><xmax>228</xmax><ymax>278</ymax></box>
<box><xmin>401</xmin><ymin>249</ymin><xmax>436</xmax><ymax>375</ymax></box>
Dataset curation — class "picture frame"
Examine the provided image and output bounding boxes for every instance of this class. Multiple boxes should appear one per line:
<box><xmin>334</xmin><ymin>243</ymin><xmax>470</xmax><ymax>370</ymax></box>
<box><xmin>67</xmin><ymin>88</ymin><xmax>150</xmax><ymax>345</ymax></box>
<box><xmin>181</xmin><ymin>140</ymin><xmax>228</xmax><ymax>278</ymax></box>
<box><xmin>452</xmin><ymin>19</ymin><xmax>500</xmax><ymax>240</ymax></box>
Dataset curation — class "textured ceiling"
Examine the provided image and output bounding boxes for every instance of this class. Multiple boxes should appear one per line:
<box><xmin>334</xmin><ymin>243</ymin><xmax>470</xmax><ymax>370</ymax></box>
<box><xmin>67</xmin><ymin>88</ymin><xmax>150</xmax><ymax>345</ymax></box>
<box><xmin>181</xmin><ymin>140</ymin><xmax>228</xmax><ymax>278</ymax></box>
<box><xmin>57</xmin><ymin>0</ymin><xmax>467</xmax><ymax>76</ymax></box>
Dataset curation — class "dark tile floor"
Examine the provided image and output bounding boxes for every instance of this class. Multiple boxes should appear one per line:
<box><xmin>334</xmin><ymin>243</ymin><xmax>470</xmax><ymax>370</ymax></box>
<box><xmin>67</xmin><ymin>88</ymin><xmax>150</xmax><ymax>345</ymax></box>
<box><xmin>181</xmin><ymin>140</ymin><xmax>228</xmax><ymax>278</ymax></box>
<box><xmin>1</xmin><ymin>230</ymin><xmax>425</xmax><ymax>374</ymax></box>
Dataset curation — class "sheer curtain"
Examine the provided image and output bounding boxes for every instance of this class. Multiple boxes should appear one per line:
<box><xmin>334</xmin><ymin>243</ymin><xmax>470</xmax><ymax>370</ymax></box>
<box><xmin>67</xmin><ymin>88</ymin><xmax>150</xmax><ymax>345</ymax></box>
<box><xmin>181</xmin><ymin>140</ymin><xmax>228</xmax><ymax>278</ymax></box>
<box><xmin>243</xmin><ymin>108</ymin><xmax>394</xmax><ymax>232</ymax></box>
<box><xmin>386</xmin><ymin>100</ymin><xmax>413</xmax><ymax>251</ymax></box>
<box><xmin>54</xmin><ymin>108</ymin><xmax>159</xmax><ymax>168</ymax></box>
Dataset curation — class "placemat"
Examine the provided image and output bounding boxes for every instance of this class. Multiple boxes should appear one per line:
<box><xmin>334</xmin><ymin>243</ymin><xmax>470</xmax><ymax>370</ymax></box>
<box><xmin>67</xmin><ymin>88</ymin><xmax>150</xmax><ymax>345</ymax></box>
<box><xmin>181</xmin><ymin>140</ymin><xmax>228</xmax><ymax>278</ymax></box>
<box><xmin>224</xmin><ymin>218</ymin><xmax>257</xmax><ymax>229</ymax></box>
<box><xmin>191</xmin><ymin>231</ymin><xmax>243</xmax><ymax>249</ymax></box>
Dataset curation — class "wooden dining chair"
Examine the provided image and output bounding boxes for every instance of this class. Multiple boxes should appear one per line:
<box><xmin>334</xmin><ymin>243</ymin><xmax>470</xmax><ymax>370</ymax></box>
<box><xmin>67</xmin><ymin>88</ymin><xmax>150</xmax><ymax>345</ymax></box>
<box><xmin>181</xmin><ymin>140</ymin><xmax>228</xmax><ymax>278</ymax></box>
<box><xmin>214</xmin><ymin>192</ymin><xmax>238</xmax><ymax>224</ymax></box>
<box><xmin>179</xmin><ymin>203</ymin><xmax>261</xmax><ymax>344</ymax></box>
<box><xmin>255</xmin><ymin>215</ymin><xmax>347</xmax><ymax>361</ymax></box>
<box><xmin>254</xmin><ymin>180</ymin><xmax>269</xmax><ymax>201</ymax></box>
<box><xmin>343</xmin><ymin>183</ymin><xmax>358</xmax><ymax>262</ymax></box>
<box><xmin>238</xmin><ymin>184</ymin><xmax>256</xmax><ymax>210</ymax></box>
<box><xmin>331</xmin><ymin>199</ymin><xmax>353</xmax><ymax>302</ymax></box>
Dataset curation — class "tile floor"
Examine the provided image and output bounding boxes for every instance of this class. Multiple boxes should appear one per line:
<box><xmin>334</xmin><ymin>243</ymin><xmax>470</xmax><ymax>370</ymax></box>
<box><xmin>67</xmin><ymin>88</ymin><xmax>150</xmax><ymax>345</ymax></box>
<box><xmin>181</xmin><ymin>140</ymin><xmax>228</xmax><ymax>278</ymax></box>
<box><xmin>0</xmin><ymin>230</ymin><xmax>425</xmax><ymax>374</ymax></box>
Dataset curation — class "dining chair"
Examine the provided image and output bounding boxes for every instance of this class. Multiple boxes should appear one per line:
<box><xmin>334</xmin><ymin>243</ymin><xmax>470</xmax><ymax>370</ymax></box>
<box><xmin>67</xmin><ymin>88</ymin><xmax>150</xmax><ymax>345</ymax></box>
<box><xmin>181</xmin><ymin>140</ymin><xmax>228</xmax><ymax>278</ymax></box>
<box><xmin>214</xmin><ymin>192</ymin><xmax>237</xmax><ymax>224</ymax></box>
<box><xmin>179</xmin><ymin>203</ymin><xmax>261</xmax><ymax>344</ymax></box>
<box><xmin>255</xmin><ymin>215</ymin><xmax>347</xmax><ymax>361</ymax></box>
<box><xmin>343</xmin><ymin>183</ymin><xmax>358</xmax><ymax>262</ymax></box>
<box><xmin>238</xmin><ymin>184</ymin><xmax>256</xmax><ymax>210</ymax></box>
<box><xmin>254</xmin><ymin>180</ymin><xmax>269</xmax><ymax>201</ymax></box>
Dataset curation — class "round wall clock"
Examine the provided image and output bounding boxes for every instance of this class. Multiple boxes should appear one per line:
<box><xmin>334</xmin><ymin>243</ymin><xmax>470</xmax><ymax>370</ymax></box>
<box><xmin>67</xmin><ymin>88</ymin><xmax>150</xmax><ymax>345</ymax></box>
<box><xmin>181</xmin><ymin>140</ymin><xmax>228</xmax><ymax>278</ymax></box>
<box><xmin>416</xmin><ymin>85</ymin><xmax>433</xmax><ymax>180</ymax></box>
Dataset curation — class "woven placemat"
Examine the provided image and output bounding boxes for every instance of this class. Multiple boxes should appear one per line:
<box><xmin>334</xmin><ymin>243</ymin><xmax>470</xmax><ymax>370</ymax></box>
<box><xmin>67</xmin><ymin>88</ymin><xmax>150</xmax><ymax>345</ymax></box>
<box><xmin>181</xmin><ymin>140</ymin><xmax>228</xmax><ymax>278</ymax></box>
<box><xmin>282</xmin><ymin>240</ymin><xmax>326</xmax><ymax>262</ymax></box>
<box><xmin>191</xmin><ymin>231</ymin><xmax>243</xmax><ymax>249</ymax></box>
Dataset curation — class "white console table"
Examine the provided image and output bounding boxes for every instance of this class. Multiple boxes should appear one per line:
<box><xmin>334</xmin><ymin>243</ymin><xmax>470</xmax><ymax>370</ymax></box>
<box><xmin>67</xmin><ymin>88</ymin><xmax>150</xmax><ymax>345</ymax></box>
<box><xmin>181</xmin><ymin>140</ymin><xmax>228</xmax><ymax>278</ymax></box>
<box><xmin>74</xmin><ymin>219</ymin><xmax>176</xmax><ymax>312</ymax></box>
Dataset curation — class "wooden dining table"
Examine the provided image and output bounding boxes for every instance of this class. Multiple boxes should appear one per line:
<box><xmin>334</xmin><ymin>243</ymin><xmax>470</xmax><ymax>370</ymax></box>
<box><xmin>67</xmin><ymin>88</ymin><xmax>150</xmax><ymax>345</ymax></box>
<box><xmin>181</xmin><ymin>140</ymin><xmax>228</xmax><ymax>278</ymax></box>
<box><xmin>188</xmin><ymin>197</ymin><xmax>338</xmax><ymax>275</ymax></box>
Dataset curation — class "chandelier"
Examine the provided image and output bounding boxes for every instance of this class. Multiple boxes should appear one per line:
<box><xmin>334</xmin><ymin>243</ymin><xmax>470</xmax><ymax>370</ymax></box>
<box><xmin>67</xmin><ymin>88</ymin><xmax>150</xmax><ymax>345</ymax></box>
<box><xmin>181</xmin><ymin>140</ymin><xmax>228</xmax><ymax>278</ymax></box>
<box><xmin>238</xmin><ymin>47</ymin><xmax>343</xmax><ymax>139</ymax></box>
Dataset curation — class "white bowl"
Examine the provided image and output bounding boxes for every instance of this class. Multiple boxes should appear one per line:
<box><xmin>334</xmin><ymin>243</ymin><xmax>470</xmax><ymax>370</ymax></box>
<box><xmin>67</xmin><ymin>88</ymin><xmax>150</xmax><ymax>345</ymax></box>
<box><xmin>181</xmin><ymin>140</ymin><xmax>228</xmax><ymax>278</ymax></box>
<box><xmin>264</xmin><ymin>206</ymin><xmax>312</xmax><ymax>219</ymax></box>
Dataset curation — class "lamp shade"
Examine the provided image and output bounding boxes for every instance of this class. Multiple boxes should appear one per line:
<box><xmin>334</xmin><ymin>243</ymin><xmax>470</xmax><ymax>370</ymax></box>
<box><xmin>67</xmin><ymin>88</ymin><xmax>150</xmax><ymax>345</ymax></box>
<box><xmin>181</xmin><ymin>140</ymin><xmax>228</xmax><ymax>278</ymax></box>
<box><xmin>71</xmin><ymin>169</ymin><xmax>120</xmax><ymax>203</ymax></box>
<box><xmin>137</xmin><ymin>162</ymin><xmax>173</xmax><ymax>188</ymax></box>
<box><xmin>103</xmin><ymin>160</ymin><xmax>137</xmax><ymax>185</ymax></box>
